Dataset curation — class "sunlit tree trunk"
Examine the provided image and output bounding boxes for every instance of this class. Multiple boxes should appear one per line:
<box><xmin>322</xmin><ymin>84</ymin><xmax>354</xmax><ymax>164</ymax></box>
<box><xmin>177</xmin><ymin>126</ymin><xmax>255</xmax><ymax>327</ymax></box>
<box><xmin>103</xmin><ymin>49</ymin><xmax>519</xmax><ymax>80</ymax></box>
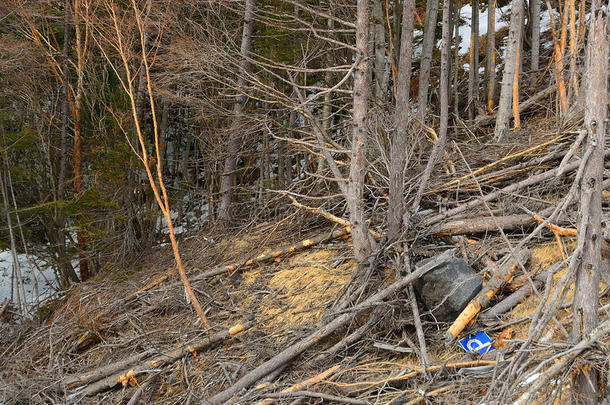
<box><xmin>485</xmin><ymin>0</ymin><xmax>496</xmax><ymax>112</ymax></box>
<box><xmin>512</xmin><ymin>34</ymin><xmax>521</xmax><ymax>129</ymax></box>
<box><xmin>494</xmin><ymin>0</ymin><xmax>523</xmax><ymax>141</ymax></box>
<box><xmin>218</xmin><ymin>0</ymin><xmax>254</xmax><ymax>222</ymax></box>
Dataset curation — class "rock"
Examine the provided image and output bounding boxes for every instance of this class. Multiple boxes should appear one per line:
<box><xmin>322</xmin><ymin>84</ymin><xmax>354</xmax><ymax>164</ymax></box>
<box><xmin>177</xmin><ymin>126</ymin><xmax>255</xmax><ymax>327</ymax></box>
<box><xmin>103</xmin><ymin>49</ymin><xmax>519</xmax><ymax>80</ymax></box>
<box><xmin>413</xmin><ymin>254</ymin><xmax>482</xmax><ymax>322</ymax></box>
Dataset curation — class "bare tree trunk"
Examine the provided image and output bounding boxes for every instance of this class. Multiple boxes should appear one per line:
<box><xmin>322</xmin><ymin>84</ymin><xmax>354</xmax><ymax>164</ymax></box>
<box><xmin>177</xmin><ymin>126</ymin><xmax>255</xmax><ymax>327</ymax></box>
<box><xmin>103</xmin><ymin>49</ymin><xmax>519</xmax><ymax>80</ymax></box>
<box><xmin>571</xmin><ymin>4</ymin><xmax>607</xmax><ymax>403</ymax></box>
<box><xmin>567</xmin><ymin>0</ymin><xmax>579</xmax><ymax>100</ymax></box>
<box><xmin>416</xmin><ymin>0</ymin><xmax>440</xmax><ymax>121</ymax></box>
<box><xmin>348</xmin><ymin>0</ymin><xmax>373</xmax><ymax>264</ymax></box>
<box><xmin>411</xmin><ymin>0</ymin><xmax>452</xmax><ymax>213</ymax></box>
<box><xmin>0</xmin><ymin>164</ymin><xmax>26</xmax><ymax>316</ymax></box>
<box><xmin>512</xmin><ymin>33</ymin><xmax>521</xmax><ymax>128</ymax></box>
<box><xmin>468</xmin><ymin>0</ymin><xmax>480</xmax><ymax>120</ymax></box>
<box><xmin>485</xmin><ymin>0</ymin><xmax>496</xmax><ymax>112</ymax></box>
<box><xmin>388</xmin><ymin>0</ymin><xmax>415</xmax><ymax>240</ymax></box>
<box><xmin>494</xmin><ymin>0</ymin><xmax>523</xmax><ymax>141</ymax></box>
<box><xmin>218</xmin><ymin>0</ymin><xmax>254</xmax><ymax>222</ymax></box>
<box><xmin>73</xmin><ymin>0</ymin><xmax>89</xmax><ymax>280</ymax></box>
<box><xmin>451</xmin><ymin>3</ymin><xmax>460</xmax><ymax>114</ymax></box>
<box><xmin>393</xmin><ymin>0</ymin><xmax>403</xmax><ymax>67</ymax></box>
<box><xmin>373</xmin><ymin>0</ymin><xmax>387</xmax><ymax>101</ymax></box>
<box><xmin>530</xmin><ymin>0</ymin><xmax>540</xmax><ymax>71</ymax></box>
<box><xmin>315</xmin><ymin>15</ymin><xmax>335</xmax><ymax>186</ymax></box>
<box><xmin>58</xmin><ymin>0</ymin><xmax>79</xmax><ymax>286</ymax></box>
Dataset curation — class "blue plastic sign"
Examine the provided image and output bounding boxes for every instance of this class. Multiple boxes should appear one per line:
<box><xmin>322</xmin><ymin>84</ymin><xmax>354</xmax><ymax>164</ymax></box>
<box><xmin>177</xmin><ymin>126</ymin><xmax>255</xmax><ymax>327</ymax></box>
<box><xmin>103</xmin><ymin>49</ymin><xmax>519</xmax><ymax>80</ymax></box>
<box><xmin>459</xmin><ymin>331</ymin><xmax>494</xmax><ymax>354</ymax></box>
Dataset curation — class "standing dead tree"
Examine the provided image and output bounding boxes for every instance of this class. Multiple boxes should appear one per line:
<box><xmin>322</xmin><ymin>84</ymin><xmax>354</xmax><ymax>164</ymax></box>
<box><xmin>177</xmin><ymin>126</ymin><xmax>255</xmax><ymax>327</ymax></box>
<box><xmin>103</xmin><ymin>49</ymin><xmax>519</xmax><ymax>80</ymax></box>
<box><xmin>218</xmin><ymin>0</ymin><xmax>255</xmax><ymax>223</ymax></box>
<box><xmin>346</xmin><ymin>0</ymin><xmax>374</xmax><ymax>265</ymax></box>
<box><xmin>387</xmin><ymin>0</ymin><xmax>415</xmax><ymax>241</ymax></box>
<box><xmin>494</xmin><ymin>0</ymin><xmax>523</xmax><ymax>141</ymax></box>
<box><xmin>571</xmin><ymin>2</ymin><xmax>607</xmax><ymax>402</ymax></box>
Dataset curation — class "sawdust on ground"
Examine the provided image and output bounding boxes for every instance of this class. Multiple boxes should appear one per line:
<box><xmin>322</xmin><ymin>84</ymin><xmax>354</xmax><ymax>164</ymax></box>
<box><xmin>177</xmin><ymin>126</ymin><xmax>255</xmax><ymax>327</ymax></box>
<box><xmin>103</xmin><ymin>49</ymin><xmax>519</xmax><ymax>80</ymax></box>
<box><xmin>235</xmin><ymin>248</ymin><xmax>355</xmax><ymax>336</ymax></box>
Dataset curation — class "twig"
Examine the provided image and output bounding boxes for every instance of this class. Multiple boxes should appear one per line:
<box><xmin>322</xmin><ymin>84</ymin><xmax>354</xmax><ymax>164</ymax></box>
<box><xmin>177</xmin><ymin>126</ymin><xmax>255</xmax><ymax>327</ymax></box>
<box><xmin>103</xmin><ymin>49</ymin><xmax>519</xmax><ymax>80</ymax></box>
<box><xmin>262</xmin><ymin>390</ymin><xmax>369</xmax><ymax>404</ymax></box>
<box><xmin>284</xmin><ymin>194</ymin><xmax>382</xmax><ymax>238</ymax></box>
<box><xmin>256</xmin><ymin>365</ymin><xmax>341</xmax><ymax>405</ymax></box>
<box><xmin>480</xmin><ymin>261</ymin><xmax>564</xmax><ymax>320</ymax></box>
<box><xmin>513</xmin><ymin>319</ymin><xmax>610</xmax><ymax>405</ymax></box>
<box><xmin>329</xmin><ymin>360</ymin><xmax>496</xmax><ymax>391</ymax></box>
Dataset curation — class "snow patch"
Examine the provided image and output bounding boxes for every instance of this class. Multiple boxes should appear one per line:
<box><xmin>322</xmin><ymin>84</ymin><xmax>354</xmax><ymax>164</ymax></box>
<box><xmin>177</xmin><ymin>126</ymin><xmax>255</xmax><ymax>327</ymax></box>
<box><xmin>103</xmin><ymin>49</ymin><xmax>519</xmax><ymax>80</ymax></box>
<box><xmin>0</xmin><ymin>250</ymin><xmax>59</xmax><ymax>314</ymax></box>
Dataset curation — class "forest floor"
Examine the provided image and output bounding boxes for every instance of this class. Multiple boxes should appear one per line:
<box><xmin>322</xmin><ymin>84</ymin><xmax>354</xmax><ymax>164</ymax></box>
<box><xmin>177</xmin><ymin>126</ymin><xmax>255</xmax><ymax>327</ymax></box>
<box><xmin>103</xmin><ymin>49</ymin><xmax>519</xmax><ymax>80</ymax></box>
<box><xmin>1</xmin><ymin>121</ymin><xmax>609</xmax><ymax>404</ymax></box>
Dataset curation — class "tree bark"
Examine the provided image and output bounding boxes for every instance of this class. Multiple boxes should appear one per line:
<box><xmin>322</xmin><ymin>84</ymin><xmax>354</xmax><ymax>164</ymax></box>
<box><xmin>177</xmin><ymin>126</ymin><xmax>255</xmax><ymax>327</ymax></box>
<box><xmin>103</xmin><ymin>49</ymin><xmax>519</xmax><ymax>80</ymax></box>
<box><xmin>494</xmin><ymin>0</ymin><xmax>523</xmax><ymax>141</ymax></box>
<box><xmin>73</xmin><ymin>0</ymin><xmax>89</xmax><ymax>280</ymax></box>
<box><xmin>416</xmin><ymin>0</ymin><xmax>440</xmax><ymax>121</ymax></box>
<box><xmin>373</xmin><ymin>0</ymin><xmax>387</xmax><ymax>101</ymax></box>
<box><xmin>388</xmin><ymin>0</ymin><xmax>415</xmax><ymax>240</ymax></box>
<box><xmin>468</xmin><ymin>0</ymin><xmax>480</xmax><ymax>121</ymax></box>
<box><xmin>0</xmin><ymin>164</ymin><xmax>26</xmax><ymax>316</ymax></box>
<box><xmin>58</xmin><ymin>0</ymin><xmax>79</xmax><ymax>286</ymax></box>
<box><xmin>347</xmin><ymin>0</ymin><xmax>373</xmax><ymax>264</ymax></box>
<box><xmin>530</xmin><ymin>0</ymin><xmax>540</xmax><ymax>71</ymax></box>
<box><xmin>571</xmin><ymin>5</ymin><xmax>607</xmax><ymax>403</ymax></box>
<box><xmin>410</xmin><ymin>0</ymin><xmax>452</xmax><ymax>214</ymax></box>
<box><xmin>485</xmin><ymin>0</ymin><xmax>496</xmax><ymax>112</ymax></box>
<box><xmin>218</xmin><ymin>0</ymin><xmax>254</xmax><ymax>222</ymax></box>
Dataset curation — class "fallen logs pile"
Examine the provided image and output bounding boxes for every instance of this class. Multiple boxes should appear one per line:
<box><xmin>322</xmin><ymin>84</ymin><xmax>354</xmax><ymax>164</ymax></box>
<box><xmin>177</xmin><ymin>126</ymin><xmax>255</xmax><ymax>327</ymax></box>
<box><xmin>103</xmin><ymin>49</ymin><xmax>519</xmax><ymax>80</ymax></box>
<box><xmin>63</xmin><ymin>321</ymin><xmax>253</xmax><ymax>399</ymax></box>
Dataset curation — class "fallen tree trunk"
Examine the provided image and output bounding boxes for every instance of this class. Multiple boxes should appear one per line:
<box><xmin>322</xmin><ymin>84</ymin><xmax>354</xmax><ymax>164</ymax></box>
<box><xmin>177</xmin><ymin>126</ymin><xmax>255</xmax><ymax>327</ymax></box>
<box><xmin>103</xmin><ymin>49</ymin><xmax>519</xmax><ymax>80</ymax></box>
<box><xmin>62</xmin><ymin>350</ymin><xmax>155</xmax><ymax>389</ymax></box>
<box><xmin>68</xmin><ymin>321</ymin><xmax>252</xmax><ymax>397</ymax></box>
<box><xmin>474</xmin><ymin>86</ymin><xmax>554</xmax><ymax>127</ymax></box>
<box><xmin>446</xmin><ymin>249</ymin><xmax>531</xmax><ymax>341</ymax></box>
<box><xmin>424</xmin><ymin>151</ymin><xmax>610</xmax><ymax>227</ymax></box>
<box><xmin>207</xmin><ymin>249</ymin><xmax>456</xmax><ymax>404</ymax></box>
<box><xmin>480</xmin><ymin>261</ymin><xmax>563</xmax><ymax>321</ymax></box>
<box><xmin>430</xmin><ymin>206</ymin><xmax>555</xmax><ymax>236</ymax></box>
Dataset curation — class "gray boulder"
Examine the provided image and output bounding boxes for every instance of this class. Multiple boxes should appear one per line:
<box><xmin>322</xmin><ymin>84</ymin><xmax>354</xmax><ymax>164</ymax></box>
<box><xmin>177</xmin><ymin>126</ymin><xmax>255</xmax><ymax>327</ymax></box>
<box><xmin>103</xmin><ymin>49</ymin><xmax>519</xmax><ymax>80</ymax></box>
<box><xmin>413</xmin><ymin>254</ymin><xmax>482</xmax><ymax>322</ymax></box>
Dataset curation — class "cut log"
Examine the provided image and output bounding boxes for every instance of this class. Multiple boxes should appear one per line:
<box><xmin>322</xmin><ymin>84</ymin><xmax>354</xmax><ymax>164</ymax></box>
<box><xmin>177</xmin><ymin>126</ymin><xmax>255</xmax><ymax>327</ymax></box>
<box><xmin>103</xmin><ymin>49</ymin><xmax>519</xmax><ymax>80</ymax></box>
<box><xmin>62</xmin><ymin>350</ymin><xmax>154</xmax><ymax>389</ymax></box>
<box><xmin>430</xmin><ymin>206</ymin><xmax>556</xmax><ymax>236</ymax></box>
<box><xmin>207</xmin><ymin>249</ymin><xmax>456</xmax><ymax>404</ymax></box>
<box><xmin>446</xmin><ymin>249</ymin><xmax>531</xmax><ymax>341</ymax></box>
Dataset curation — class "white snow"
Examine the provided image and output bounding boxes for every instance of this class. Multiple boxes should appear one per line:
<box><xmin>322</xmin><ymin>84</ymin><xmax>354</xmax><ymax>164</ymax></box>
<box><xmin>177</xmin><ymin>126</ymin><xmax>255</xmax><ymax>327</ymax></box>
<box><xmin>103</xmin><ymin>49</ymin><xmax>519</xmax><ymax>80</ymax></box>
<box><xmin>438</xmin><ymin>3</ymin><xmax>512</xmax><ymax>56</ymax></box>
<box><xmin>0</xmin><ymin>250</ymin><xmax>59</xmax><ymax>314</ymax></box>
